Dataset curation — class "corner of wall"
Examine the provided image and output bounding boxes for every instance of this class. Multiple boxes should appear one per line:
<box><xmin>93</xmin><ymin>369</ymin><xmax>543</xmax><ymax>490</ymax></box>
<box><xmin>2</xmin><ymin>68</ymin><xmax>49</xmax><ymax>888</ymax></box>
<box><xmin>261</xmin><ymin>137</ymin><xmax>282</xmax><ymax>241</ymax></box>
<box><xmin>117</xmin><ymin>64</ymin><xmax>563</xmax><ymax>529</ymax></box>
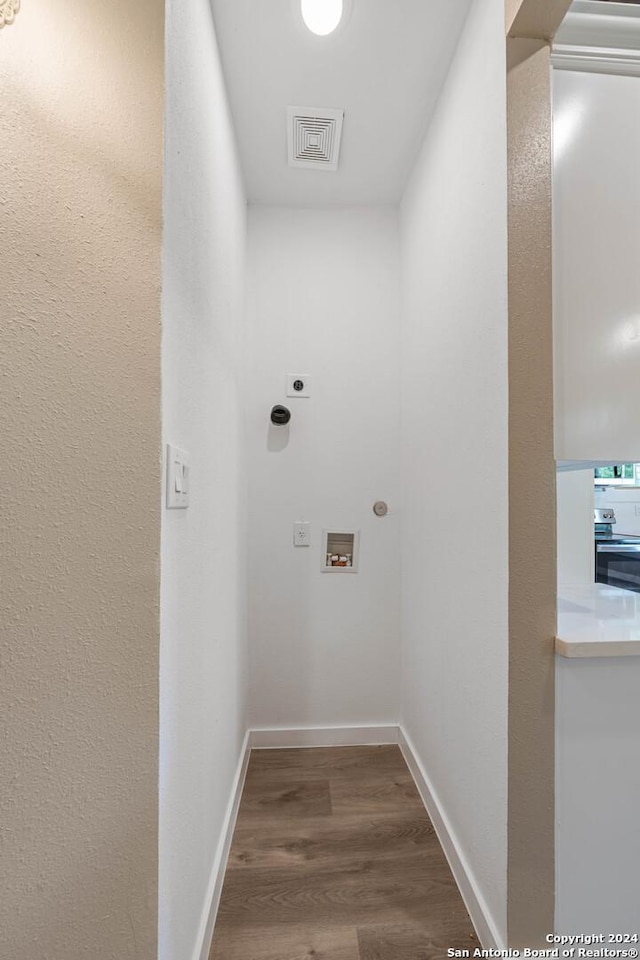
<box><xmin>399</xmin><ymin>0</ymin><xmax>509</xmax><ymax>945</ymax></box>
<box><xmin>160</xmin><ymin>1</ymin><xmax>249</xmax><ymax>957</ymax></box>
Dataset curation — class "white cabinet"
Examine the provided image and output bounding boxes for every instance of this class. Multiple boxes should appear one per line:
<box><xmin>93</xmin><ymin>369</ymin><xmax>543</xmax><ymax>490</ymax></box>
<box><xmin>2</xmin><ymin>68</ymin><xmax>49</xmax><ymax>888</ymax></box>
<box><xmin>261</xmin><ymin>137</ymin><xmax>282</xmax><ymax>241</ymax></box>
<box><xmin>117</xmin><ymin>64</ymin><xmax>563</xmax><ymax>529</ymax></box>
<box><xmin>553</xmin><ymin>69</ymin><xmax>640</xmax><ymax>462</ymax></box>
<box><xmin>556</xmin><ymin>650</ymin><xmax>640</xmax><ymax>931</ymax></box>
<box><xmin>556</xmin><ymin>469</ymin><xmax>594</xmax><ymax>586</ymax></box>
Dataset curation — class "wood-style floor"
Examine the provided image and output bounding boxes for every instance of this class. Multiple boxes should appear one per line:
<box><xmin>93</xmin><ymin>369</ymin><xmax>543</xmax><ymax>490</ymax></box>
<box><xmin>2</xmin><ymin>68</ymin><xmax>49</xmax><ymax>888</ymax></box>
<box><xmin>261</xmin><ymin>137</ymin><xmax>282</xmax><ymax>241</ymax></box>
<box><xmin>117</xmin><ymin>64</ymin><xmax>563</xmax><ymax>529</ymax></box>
<box><xmin>210</xmin><ymin>745</ymin><xmax>477</xmax><ymax>960</ymax></box>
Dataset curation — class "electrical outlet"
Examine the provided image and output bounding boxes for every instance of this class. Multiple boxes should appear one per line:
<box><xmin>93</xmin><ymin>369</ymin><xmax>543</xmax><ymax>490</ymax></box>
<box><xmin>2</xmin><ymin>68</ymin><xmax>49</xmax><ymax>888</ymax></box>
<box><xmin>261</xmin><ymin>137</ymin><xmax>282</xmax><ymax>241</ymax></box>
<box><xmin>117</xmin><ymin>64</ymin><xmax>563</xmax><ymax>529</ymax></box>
<box><xmin>635</xmin><ymin>505</ymin><xmax>640</xmax><ymax>518</ymax></box>
<box><xmin>293</xmin><ymin>521</ymin><xmax>310</xmax><ymax>547</ymax></box>
<box><xmin>286</xmin><ymin>375</ymin><xmax>310</xmax><ymax>398</ymax></box>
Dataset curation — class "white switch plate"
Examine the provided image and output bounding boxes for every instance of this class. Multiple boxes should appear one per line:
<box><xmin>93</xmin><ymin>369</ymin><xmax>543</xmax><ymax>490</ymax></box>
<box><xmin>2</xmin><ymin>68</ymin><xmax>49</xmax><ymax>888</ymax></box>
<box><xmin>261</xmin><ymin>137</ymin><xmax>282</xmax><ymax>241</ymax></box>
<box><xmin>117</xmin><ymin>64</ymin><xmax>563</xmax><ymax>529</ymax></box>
<box><xmin>293</xmin><ymin>521</ymin><xmax>310</xmax><ymax>546</ymax></box>
<box><xmin>286</xmin><ymin>375</ymin><xmax>310</xmax><ymax>398</ymax></box>
<box><xmin>166</xmin><ymin>444</ymin><xmax>190</xmax><ymax>509</ymax></box>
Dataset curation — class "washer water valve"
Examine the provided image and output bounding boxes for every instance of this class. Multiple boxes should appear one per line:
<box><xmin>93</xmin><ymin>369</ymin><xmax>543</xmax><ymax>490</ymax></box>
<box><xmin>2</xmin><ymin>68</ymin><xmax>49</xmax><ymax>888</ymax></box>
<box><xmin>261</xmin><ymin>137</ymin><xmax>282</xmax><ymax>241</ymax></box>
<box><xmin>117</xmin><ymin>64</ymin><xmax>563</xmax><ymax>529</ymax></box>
<box><xmin>271</xmin><ymin>405</ymin><xmax>291</xmax><ymax>425</ymax></box>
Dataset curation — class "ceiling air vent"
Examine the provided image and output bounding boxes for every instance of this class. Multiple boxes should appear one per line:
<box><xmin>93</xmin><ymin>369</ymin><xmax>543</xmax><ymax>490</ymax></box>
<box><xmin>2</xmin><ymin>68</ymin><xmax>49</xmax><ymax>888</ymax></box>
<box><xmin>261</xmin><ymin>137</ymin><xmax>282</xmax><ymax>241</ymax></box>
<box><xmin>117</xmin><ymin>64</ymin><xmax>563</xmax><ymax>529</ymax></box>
<box><xmin>287</xmin><ymin>106</ymin><xmax>345</xmax><ymax>172</ymax></box>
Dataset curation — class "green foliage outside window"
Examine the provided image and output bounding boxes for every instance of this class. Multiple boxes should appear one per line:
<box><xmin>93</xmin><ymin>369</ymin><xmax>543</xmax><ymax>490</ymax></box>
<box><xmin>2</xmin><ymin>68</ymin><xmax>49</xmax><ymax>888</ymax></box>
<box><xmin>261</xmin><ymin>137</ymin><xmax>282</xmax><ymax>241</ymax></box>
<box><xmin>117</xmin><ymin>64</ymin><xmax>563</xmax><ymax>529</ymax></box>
<box><xmin>594</xmin><ymin>464</ymin><xmax>640</xmax><ymax>485</ymax></box>
<box><xmin>594</xmin><ymin>464</ymin><xmax>636</xmax><ymax>480</ymax></box>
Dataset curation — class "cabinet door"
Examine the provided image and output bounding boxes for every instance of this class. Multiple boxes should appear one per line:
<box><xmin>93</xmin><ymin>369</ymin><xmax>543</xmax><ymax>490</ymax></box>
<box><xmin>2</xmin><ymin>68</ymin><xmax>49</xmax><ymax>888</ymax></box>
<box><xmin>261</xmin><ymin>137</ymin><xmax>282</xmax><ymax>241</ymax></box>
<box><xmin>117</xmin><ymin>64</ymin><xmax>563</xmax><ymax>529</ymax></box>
<box><xmin>553</xmin><ymin>69</ymin><xmax>640</xmax><ymax>462</ymax></box>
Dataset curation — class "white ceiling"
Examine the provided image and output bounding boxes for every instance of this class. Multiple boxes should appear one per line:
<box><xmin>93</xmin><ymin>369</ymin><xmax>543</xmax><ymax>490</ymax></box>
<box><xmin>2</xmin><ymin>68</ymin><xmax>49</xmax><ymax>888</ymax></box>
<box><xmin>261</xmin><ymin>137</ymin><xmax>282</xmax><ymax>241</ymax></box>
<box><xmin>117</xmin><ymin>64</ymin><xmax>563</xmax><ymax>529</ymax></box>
<box><xmin>210</xmin><ymin>0</ymin><xmax>472</xmax><ymax>206</ymax></box>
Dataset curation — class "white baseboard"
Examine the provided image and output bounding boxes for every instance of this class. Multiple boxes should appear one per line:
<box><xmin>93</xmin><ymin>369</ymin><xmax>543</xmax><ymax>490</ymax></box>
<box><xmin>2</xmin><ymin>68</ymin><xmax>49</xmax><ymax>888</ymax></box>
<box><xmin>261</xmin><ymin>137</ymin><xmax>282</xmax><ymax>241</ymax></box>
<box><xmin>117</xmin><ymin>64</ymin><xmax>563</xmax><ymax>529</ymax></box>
<box><xmin>192</xmin><ymin>729</ymin><xmax>252</xmax><ymax>960</ymax></box>
<box><xmin>398</xmin><ymin>726</ymin><xmax>505</xmax><ymax>951</ymax></box>
<box><xmin>249</xmin><ymin>724</ymin><xmax>399</xmax><ymax>749</ymax></box>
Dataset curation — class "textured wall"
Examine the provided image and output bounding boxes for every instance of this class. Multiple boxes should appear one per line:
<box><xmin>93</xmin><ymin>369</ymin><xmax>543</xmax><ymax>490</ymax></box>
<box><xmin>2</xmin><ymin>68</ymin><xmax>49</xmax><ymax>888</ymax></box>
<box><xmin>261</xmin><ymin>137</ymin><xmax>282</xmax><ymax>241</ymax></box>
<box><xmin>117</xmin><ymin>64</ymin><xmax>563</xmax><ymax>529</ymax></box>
<box><xmin>160</xmin><ymin>1</ymin><xmax>248</xmax><ymax>958</ymax></box>
<box><xmin>245</xmin><ymin>206</ymin><xmax>401</xmax><ymax>731</ymax></box>
<box><xmin>507</xmin><ymin>36</ymin><xmax>556</xmax><ymax>948</ymax></box>
<box><xmin>506</xmin><ymin>0</ymin><xmax>571</xmax><ymax>38</ymax></box>
<box><xmin>0</xmin><ymin>2</ymin><xmax>163</xmax><ymax>958</ymax></box>
<box><xmin>400</xmin><ymin>0</ymin><xmax>509</xmax><ymax>944</ymax></box>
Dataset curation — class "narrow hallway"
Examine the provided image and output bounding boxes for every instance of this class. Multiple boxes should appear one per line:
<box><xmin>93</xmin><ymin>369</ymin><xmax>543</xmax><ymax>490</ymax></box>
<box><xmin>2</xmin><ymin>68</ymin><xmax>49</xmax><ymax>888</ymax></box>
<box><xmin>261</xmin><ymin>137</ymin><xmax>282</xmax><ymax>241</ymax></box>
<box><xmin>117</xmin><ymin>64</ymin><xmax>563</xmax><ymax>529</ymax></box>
<box><xmin>6</xmin><ymin>0</ymin><xmax>628</xmax><ymax>954</ymax></box>
<box><xmin>161</xmin><ymin>0</ymin><xmax>513</xmax><ymax>953</ymax></box>
<box><xmin>211</xmin><ymin>746</ymin><xmax>477</xmax><ymax>960</ymax></box>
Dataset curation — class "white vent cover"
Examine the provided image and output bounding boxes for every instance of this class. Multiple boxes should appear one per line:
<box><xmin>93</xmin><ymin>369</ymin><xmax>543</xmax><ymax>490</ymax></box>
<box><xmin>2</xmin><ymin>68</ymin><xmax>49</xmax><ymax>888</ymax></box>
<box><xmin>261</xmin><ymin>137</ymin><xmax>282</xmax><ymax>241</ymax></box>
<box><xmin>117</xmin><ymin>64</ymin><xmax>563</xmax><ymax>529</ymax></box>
<box><xmin>287</xmin><ymin>106</ymin><xmax>345</xmax><ymax>172</ymax></box>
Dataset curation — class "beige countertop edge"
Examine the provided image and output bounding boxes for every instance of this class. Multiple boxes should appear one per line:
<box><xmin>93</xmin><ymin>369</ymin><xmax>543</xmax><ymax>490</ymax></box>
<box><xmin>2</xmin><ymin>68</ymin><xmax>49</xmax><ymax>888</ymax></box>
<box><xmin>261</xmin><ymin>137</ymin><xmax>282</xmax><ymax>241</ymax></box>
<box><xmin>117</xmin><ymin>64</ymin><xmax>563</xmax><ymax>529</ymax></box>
<box><xmin>555</xmin><ymin>636</ymin><xmax>640</xmax><ymax>658</ymax></box>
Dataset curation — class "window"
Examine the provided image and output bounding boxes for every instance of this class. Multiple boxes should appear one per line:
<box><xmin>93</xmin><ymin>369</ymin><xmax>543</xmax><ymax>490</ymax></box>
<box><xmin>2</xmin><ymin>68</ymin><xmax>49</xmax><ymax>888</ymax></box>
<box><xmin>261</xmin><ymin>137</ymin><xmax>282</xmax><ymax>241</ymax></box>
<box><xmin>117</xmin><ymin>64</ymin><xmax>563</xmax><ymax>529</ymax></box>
<box><xmin>594</xmin><ymin>464</ymin><xmax>640</xmax><ymax>486</ymax></box>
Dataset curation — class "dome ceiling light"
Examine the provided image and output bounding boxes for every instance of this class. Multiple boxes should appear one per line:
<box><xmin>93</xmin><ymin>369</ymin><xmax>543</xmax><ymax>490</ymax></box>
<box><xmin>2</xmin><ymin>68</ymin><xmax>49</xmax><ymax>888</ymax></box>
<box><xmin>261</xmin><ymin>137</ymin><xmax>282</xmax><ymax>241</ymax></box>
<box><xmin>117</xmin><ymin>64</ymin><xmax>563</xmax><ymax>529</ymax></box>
<box><xmin>301</xmin><ymin>0</ymin><xmax>343</xmax><ymax>36</ymax></box>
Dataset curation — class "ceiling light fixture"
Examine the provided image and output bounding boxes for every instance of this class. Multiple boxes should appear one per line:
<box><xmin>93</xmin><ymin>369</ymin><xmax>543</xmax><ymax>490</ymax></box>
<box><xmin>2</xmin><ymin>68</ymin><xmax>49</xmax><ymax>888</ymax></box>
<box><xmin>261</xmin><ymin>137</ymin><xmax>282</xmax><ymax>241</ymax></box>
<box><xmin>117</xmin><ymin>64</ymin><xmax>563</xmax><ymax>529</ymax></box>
<box><xmin>0</xmin><ymin>0</ymin><xmax>21</xmax><ymax>28</ymax></box>
<box><xmin>301</xmin><ymin>0</ymin><xmax>343</xmax><ymax>36</ymax></box>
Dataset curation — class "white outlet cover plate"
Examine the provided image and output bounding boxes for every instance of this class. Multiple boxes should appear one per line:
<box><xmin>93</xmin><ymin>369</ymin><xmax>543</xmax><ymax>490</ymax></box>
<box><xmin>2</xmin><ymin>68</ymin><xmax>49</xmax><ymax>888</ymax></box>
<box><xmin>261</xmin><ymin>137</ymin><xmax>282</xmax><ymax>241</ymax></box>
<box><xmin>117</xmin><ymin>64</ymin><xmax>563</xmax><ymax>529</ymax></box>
<box><xmin>293</xmin><ymin>521</ymin><xmax>311</xmax><ymax>546</ymax></box>
<box><xmin>286</xmin><ymin>374</ymin><xmax>310</xmax><ymax>398</ymax></box>
<box><xmin>166</xmin><ymin>444</ymin><xmax>190</xmax><ymax>509</ymax></box>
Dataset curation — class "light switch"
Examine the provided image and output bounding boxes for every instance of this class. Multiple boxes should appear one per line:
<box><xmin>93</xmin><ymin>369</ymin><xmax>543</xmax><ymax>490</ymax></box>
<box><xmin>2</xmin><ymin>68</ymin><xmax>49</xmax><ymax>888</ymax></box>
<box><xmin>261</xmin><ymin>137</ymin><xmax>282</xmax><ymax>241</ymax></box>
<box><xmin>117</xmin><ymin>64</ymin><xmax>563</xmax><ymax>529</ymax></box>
<box><xmin>166</xmin><ymin>444</ymin><xmax>190</xmax><ymax>509</ymax></box>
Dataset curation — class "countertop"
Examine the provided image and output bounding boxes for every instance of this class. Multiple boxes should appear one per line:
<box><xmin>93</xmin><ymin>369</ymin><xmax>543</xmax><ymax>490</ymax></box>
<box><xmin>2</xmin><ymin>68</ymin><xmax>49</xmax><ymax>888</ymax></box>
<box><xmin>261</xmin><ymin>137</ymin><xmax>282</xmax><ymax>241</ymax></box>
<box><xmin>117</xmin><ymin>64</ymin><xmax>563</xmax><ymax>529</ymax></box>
<box><xmin>556</xmin><ymin>583</ymin><xmax>640</xmax><ymax>658</ymax></box>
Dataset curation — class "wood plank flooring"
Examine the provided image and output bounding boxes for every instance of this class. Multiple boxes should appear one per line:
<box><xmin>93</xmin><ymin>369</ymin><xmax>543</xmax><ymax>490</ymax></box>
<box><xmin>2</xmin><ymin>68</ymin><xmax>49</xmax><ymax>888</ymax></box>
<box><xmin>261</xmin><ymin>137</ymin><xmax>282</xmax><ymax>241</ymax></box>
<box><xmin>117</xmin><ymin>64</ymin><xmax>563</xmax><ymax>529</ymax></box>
<box><xmin>210</xmin><ymin>745</ymin><xmax>477</xmax><ymax>960</ymax></box>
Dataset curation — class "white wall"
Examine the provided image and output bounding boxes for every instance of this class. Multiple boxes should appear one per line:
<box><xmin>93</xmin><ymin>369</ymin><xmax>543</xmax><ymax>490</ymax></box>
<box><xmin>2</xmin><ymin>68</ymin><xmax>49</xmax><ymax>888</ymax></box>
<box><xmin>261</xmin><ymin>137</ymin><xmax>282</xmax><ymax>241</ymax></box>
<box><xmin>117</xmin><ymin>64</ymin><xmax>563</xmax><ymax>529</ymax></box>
<box><xmin>554</xmin><ymin>69</ymin><xmax>640</xmax><ymax>462</ymax></box>
<box><xmin>556</xmin><ymin>655</ymin><xmax>640</xmax><ymax>932</ymax></box>
<box><xmin>161</xmin><ymin>2</ymin><xmax>247</xmax><ymax>958</ymax></box>
<box><xmin>595</xmin><ymin>486</ymin><xmax>640</xmax><ymax>537</ymax></box>
<box><xmin>557</xmin><ymin>470</ymin><xmax>594</xmax><ymax>586</ymax></box>
<box><xmin>399</xmin><ymin>0</ymin><xmax>508</xmax><ymax>943</ymax></box>
<box><xmin>554</xmin><ymin>66</ymin><xmax>640</xmax><ymax>934</ymax></box>
<box><xmin>246</xmin><ymin>206</ymin><xmax>401</xmax><ymax>729</ymax></box>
